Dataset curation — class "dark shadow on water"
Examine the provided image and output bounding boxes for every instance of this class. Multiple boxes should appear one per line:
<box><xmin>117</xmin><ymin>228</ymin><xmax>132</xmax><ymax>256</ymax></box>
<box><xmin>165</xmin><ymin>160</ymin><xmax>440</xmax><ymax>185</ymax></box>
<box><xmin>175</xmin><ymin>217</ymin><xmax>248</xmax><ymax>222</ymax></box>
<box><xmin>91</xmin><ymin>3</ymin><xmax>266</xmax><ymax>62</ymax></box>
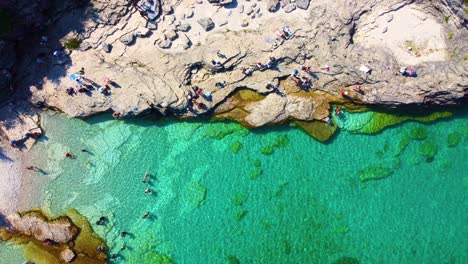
<box><xmin>78</xmin><ymin>104</ymin><xmax>468</xmax><ymax>143</ymax></box>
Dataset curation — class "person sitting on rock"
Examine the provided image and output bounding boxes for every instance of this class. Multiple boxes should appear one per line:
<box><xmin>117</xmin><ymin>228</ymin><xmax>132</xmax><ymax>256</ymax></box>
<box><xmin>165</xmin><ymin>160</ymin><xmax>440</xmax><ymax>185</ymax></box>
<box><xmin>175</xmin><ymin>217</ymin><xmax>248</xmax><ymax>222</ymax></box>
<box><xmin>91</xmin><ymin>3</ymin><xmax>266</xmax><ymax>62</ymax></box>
<box><xmin>257</xmin><ymin>62</ymin><xmax>266</xmax><ymax>71</ymax></box>
<box><xmin>215</xmin><ymin>81</ymin><xmax>226</xmax><ymax>88</ymax></box>
<box><xmin>10</xmin><ymin>140</ymin><xmax>18</xmax><ymax>148</ymax></box>
<box><xmin>30</xmin><ymin>132</ymin><xmax>42</xmax><ymax>139</ymax></box>
<box><xmin>266</xmin><ymin>57</ymin><xmax>276</xmax><ymax>69</ymax></box>
<box><xmin>242</xmin><ymin>67</ymin><xmax>253</xmax><ymax>76</ymax></box>
<box><xmin>66</xmin><ymin>87</ymin><xmax>76</xmax><ymax>96</ymax></box>
<box><xmin>78</xmin><ymin>85</ymin><xmax>89</xmax><ymax>93</ymax></box>
<box><xmin>282</xmin><ymin>25</ymin><xmax>293</xmax><ymax>38</ymax></box>
<box><xmin>301</xmin><ymin>66</ymin><xmax>312</xmax><ymax>72</ymax></box>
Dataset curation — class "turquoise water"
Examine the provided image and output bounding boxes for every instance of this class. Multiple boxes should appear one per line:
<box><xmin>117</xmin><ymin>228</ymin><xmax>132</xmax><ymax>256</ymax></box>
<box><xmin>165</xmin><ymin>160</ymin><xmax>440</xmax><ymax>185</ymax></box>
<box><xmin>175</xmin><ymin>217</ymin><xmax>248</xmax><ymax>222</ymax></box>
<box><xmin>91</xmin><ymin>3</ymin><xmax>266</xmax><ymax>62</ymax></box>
<box><xmin>4</xmin><ymin>110</ymin><xmax>468</xmax><ymax>263</ymax></box>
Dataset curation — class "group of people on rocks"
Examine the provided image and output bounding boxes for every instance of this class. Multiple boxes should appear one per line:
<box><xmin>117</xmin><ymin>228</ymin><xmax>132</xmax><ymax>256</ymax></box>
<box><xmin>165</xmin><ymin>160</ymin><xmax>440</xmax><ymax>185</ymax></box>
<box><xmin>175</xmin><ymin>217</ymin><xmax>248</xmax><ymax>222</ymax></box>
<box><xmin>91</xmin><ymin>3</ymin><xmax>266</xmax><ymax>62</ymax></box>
<box><xmin>185</xmin><ymin>86</ymin><xmax>211</xmax><ymax>113</ymax></box>
<box><xmin>67</xmin><ymin>67</ymin><xmax>112</xmax><ymax>97</ymax></box>
<box><xmin>289</xmin><ymin>68</ymin><xmax>314</xmax><ymax>90</ymax></box>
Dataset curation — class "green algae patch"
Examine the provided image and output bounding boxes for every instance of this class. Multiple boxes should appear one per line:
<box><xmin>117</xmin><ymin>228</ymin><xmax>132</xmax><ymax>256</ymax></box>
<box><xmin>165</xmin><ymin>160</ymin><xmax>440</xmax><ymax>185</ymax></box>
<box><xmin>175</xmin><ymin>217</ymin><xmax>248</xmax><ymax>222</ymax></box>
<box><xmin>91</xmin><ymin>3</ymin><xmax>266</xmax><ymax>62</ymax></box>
<box><xmin>339</xmin><ymin>110</ymin><xmax>452</xmax><ymax>134</ymax></box>
<box><xmin>409</xmin><ymin>127</ymin><xmax>428</xmax><ymax>140</ymax></box>
<box><xmin>418</xmin><ymin>142</ymin><xmax>438</xmax><ymax>162</ymax></box>
<box><xmin>261</xmin><ymin>145</ymin><xmax>274</xmax><ymax>155</ymax></box>
<box><xmin>230</xmin><ymin>141</ymin><xmax>243</xmax><ymax>153</ymax></box>
<box><xmin>358</xmin><ymin>166</ymin><xmax>393</xmax><ymax>182</ymax></box>
<box><xmin>295</xmin><ymin>120</ymin><xmax>337</xmax><ymax>142</ymax></box>
<box><xmin>205</xmin><ymin>123</ymin><xmax>249</xmax><ymax>140</ymax></box>
<box><xmin>260</xmin><ymin>134</ymin><xmax>291</xmax><ymax>155</ymax></box>
<box><xmin>234</xmin><ymin>210</ymin><xmax>248</xmax><ymax>221</ymax></box>
<box><xmin>232</xmin><ymin>192</ymin><xmax>249</xmax><ymax>206</ymax></box>
<box><xmin>226</xmin><ymin>255</ymin><xmax>241</xmax><ymax>264</ymax></box>
<box><xmin>333</xmin><ymin>224</ymin><xmax>350</xmax><ymax>234</ymax></box>
<box><xmin>248</xmin><ymin>160</ymin><xmax>262</xmax><ymax>179</ymax></box>
<box><xmin>248</xmin><ymin>167</ymin><xmax>263</xmax><ymax>180</ymax></box>
<box><xmin>273</xmin><ymin>135</ymin><xmax>290</xmax><ymax>147</ymax></box>
<box><xmin>185</xmin><ymin>181</ymin><xmax>207</xmax><ymax>208</ymax></box>
<box><xmin>447</xmin><ymin>132</ymin><xmax>461</xmax><ymax>147</ymax></box>
<box><xmin>332</xmin><ymin>256</ymin><xmax>360</xmax><ymax>264</ymax></box>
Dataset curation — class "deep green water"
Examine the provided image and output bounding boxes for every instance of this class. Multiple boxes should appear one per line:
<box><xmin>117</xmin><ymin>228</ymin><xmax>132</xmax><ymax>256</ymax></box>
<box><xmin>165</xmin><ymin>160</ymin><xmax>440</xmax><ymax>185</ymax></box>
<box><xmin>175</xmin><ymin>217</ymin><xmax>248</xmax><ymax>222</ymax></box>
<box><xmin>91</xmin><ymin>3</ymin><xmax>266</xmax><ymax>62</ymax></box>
<box><xmin>2</xmin><ymin>109</ymin><xmax>468</xmax><ymax>264</ymax></box>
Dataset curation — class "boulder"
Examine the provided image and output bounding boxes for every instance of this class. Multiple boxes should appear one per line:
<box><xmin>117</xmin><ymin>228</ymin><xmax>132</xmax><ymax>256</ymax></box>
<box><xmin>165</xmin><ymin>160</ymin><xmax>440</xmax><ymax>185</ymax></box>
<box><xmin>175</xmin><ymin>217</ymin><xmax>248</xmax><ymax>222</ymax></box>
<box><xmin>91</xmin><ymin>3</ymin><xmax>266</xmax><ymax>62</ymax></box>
<box><xmin>267</xmin><ymin>0</ymin><xmax>279</xmax><ymax>12</ymax></box>
<box><xmin>238</xmin><ymin>4</ymin><xmax>244</xmax><ymax>13</ymax></box>
<box><xmin>157</xmin><ymin>39</ymin><xmax>172</xmax><ymax>49</ymax></box>
<box><xmin>283</xmin><ymin>3</ymin><xmax>296</xmax><ymax>13</ymax></box>
<box><xmin>162</xmin><ymin>5</ymin><xmax>173</xmax><ymax>15</ymax></box>
<box><xmin>136</xmin><ymin>27</ymin><xmax>150</xmax><ymax>37</ymax></box>
<box><xmin>102</xmin><ymin>43</ymin><xmax>112</xmax><ymax>53</ymax></box>
<box><xmin>163</xmin><ymin>15</ymin><xmax>176</xmax><ymax>24</ymax></box>
<box><xmin>79</xmin><ymin>42</ymin><xmax>92</xmax><ymax>51</ymax></box>
<box><xmin>165</xmin><ymin>29</ymin><xmax>178</xmax><ymax>41</ymax></box>
<box><xmin>296</xmin><ymin>0</ymin><xmax>310</xmax><ymax>10</ymax></box>
<box><xmin>280</xmin><ymin>0</ymin><xmax>290</xmax><ymax>7</ymax></box>
<box><xmin>119</xmin><ymin>33</ymin><xmax>135</xmax><ymax>45</ymax></box>
<box><xmin>60</xmin><ymin>249</ymin><xmax>76</xmax><ymax>263</ymax></box>
<box><xmin>241</xmin><ymin>20</ymin><xmax>249</xmax><ymax>27</ymax></box>
<box><xmin>185</xmin><ymin>9</ymin><xmax>194</xmax><ymax>18</ymax></box>
<box><xmin>246</xmin><ymin>7</ymin><xmax>254</xmax><ymax>15</ymax></box>
<box><xmin>177</xmin><ymin>23</ymin><xmax>191</xmax><ymax>32</ymax></box>
<box><xmin>180</xmin><ymin>34</ymin><xmax>192</xmax><ymax>50</ymax></box>
<box><xmin>197</xmin><ymin>17</ymin><xmax>215</xmax><ymax>31</ymax></box>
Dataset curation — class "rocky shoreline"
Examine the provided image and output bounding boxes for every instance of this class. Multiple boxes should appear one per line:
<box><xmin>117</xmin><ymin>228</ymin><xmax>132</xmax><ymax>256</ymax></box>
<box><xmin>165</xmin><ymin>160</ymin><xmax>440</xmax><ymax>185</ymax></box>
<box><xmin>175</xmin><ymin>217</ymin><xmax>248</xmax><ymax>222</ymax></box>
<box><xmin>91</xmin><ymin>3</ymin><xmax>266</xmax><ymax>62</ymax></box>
<box><xmin>0</xmin><ymin>0</ymin><xmax>466</xmax><ymax>149</ymax></box>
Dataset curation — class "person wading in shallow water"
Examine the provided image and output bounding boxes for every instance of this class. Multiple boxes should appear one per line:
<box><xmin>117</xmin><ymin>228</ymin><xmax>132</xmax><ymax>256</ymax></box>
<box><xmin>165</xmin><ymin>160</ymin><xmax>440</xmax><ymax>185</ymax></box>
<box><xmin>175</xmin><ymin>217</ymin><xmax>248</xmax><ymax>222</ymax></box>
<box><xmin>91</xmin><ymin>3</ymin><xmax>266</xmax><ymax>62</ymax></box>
<box><xmin>142</xmin><ymin>212</ymin><xmax>149</xmax><ymax>219</ymax></box>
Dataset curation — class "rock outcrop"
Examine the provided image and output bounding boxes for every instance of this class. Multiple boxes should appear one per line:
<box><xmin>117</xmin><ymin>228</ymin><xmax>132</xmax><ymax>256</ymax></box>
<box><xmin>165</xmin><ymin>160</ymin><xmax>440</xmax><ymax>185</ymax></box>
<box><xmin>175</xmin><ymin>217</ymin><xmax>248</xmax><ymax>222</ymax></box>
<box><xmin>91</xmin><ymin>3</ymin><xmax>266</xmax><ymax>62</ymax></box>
<box><xmin>0</xmin><ymin>209</ymin><xmax>107</xmax><ymax>263</ymax></box>
<box><xmin>4</xmin><ymin>211</ymin><xmax>78</xmax><ymax>243</ymax></box>
<box><xmin>0</xmin><ymin>0</ymin><xmax>466</xmax><ymax>143</ymax></box>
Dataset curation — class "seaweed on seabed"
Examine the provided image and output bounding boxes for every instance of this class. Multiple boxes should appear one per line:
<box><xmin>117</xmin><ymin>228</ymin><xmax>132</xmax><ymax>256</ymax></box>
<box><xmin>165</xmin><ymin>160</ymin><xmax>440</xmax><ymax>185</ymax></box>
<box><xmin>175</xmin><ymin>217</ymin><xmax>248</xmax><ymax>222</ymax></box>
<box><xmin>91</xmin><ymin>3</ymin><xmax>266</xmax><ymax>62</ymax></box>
<box><xmin>358</xmin><ymin>166</ymin><xmax>393</xmax><ymax>182</ymax></box>
<box><xmin>226</xmin><ymin>255</ymin><xmax>240</xmax><ymax>264</ymax></box>
<box><xmin>418</xmin><ymin>141</ymin><xmax>438</xmax><ymax>162</ymax></box>
<box><xmin>230</xmin><ymin>141</ymin><xmax>243</xmax><ymax>154</ymax></box>
<box><xmin>447</xmin><ymin>132</ymin><xmax>461</xmax><ymax>147</ymax></box>
<box><xmin>332</xmin><ymin>256</ymin><xmax>360</xmax><ymax>264</ymax></box>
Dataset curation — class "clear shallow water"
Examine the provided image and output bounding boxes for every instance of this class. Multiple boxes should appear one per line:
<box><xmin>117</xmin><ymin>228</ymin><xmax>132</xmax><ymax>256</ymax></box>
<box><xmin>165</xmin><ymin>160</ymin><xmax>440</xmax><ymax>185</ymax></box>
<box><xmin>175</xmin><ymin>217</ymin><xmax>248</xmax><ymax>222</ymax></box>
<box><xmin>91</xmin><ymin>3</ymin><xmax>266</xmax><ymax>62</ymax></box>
<box><xmin>3</xmin><ymin>110</ymin><xmax>468</xmax><ymax>263</ymax></box>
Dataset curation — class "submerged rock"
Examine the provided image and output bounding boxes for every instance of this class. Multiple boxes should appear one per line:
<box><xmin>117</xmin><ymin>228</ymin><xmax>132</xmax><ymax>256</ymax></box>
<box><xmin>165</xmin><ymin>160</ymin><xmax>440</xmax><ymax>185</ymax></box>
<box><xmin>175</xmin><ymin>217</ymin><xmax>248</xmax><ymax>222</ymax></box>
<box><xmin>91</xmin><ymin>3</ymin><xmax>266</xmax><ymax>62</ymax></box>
<box><xmin>358</xmin><ymin>166</ymin><xmax>393</xmax><ymax>182</ymax></box>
